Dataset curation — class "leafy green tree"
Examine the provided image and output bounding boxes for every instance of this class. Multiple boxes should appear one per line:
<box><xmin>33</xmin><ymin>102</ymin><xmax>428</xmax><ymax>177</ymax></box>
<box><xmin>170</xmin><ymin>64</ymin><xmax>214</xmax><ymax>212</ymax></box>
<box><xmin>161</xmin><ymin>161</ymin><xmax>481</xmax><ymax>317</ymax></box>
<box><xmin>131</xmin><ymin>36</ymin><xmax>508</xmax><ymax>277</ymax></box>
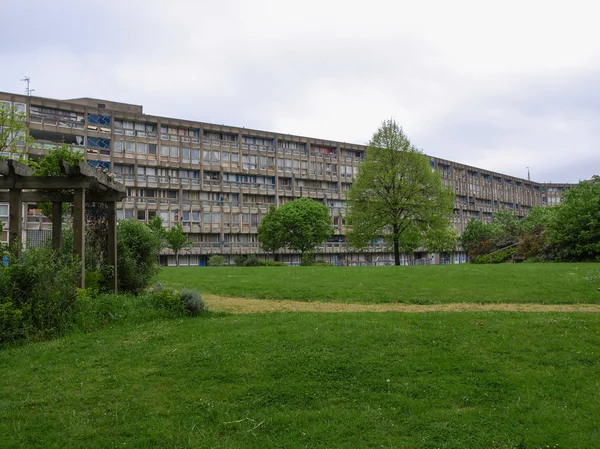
<box><xmin>258</xmin><ymin>198</ymin><xmax>333</xmax><ymax>257</ymax></box>
<box><xmin>257</xmin><ymin>205</ymin><xmax>284</xmax><ymax>255</ymax></box>
<box><xmin>347</xmin><ymin>119</ymin><xmax>455</xmax><ymax>265</ymax></box>
<box><xmin>547</xmin><ymin>176</ymin><xmax>600</xmax><ymax>261</ymax></box>
<box><xmin>0</xmin><ymin>104</ymin><xmax>33</xmax><ymax>154</ymax></box>
<box><xmin>147</xmin><ymin>214</ymin><xmax>166</xmax><ymax>240</ymax></box>
<box><xmin>115</xmin><ymin>220</ymin><xmax>162</xmax><ymax>294</ymax></box>
<box><xmin>164</xmin><ymin>223</ymin><xmax>191</xmax><ymax>266</ymax></box>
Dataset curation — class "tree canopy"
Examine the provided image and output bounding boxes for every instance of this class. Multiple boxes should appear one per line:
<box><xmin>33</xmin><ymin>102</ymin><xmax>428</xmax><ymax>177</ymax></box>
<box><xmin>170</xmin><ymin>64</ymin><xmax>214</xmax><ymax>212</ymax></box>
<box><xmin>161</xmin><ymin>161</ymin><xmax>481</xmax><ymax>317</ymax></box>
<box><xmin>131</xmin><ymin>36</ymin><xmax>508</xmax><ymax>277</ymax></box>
<box><xmin>0</xmin><ymin>104</ymin><xmax>32</xmax><ymax>154</ymax></box>
<box><xmin>547</xmin><ymin>176</ymin><xmax>600</xmax><ymax>261</ymax></box>
<box><xmin>258</xmin><ymin>198</ymin><xmax>333</xmax><ymax>256</ymax></box>
<box><xmin>346</xmin><ymin>119</ymin><xmax>455</xmax><ymax>265</ymax></box>
<box><xmin>164</xmin><ymin>223</ymin><xmax>191</xmax><ymax>266</ymax></box>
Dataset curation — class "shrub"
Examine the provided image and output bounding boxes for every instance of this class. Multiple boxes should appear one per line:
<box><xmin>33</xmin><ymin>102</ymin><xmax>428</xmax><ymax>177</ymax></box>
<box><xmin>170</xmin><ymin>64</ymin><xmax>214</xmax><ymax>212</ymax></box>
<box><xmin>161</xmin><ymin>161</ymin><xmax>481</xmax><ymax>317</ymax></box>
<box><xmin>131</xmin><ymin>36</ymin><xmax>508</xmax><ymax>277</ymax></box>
<box><xmin>208</xmin><ymin>255</ymin><xmax>226</xmax><ymax>266</ymax></box>
<box><xmin>0</xmin><ymin>246</ymin><xmax>80</xmax><ymax>343</ymax></box>
<box><xmin>114</xmin><ymin>219</ymin><xmax>162</xmax><ymax>294</ymax></box>
<box><xmin>259</xmin><ymin>260</ymin><xmax>287</xmax><ymax>267</ymax></box>
<box><xmin>233</xmin><ymin>255</ymin><xmax>247</xmax><ymax>266</ymax></box>
<box><xmin>244</xmin><ymin>255</ymin><xmax>260</xmax><ymax>266</ymax></box>
<box><xmin>149</xmin><ymin>285</ymin><xmax>184</xmax><ymax>315</ymax></box>
<box><xmin>473</xmin><ymin>247</ymin><xmax>517</xmax><ymax>264</ymax></box>
<box><xmin>301</xmin><ymin>253</ymin><xmax>314</xmax><ymax>266</ymax></box>
<box><xmin>180</xmin><ymin>289</ymin><xmax>207</xmax><ymax>315</ymax></box>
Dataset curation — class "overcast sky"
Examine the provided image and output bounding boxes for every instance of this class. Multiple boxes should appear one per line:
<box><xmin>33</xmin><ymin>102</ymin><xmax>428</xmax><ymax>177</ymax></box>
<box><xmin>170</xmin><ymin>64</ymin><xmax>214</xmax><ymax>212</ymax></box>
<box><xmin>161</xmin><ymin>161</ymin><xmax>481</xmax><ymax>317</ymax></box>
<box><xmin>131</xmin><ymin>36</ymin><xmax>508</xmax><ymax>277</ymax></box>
<box><xmin>2</xmin><ymin>0</ymin><xmax>599</xmax><ymax>183</ymax></box>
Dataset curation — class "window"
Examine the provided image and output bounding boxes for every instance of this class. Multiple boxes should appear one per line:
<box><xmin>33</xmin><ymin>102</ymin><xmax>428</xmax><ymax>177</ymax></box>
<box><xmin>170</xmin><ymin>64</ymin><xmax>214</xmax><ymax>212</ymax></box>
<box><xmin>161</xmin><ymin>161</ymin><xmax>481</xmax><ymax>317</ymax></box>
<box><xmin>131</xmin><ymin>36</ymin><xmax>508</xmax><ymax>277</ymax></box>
<box><xmin>170</xmin><ymin>146</ymin><xmax>179</xmax><ymax>158</ymax></box>
<box><xmin>161</xmin><ymin>145</ymin><xmax>169</xmax><ymax>156</ymax></box>
<box><xmin>137</xmin><ymin>143</ymin><xmax>147</xmax><ymax>154</ymax></box>
<box><xmin>148</xmin><ymin>143</ymin><xmax>157</xmax><ymax>155</ymax></box>
<box><xmin>137</xmin><ymin>210</ymin><xmax>146</xmax><ymax>220</ymax></box>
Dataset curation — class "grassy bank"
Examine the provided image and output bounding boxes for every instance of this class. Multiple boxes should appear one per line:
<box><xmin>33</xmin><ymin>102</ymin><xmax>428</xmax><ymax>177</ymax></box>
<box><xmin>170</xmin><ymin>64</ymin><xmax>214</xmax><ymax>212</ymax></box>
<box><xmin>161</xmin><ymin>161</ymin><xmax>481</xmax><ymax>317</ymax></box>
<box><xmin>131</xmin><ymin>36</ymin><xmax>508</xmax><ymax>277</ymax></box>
<box><xmin>159</xmin><ymin>263</ymin><xmax>600</xmax><ymax>304</ymax></box>
<box><xmin>1</xmin><ymin>312</ymin><xmax>598</xmax><ymax>448</ymax></box>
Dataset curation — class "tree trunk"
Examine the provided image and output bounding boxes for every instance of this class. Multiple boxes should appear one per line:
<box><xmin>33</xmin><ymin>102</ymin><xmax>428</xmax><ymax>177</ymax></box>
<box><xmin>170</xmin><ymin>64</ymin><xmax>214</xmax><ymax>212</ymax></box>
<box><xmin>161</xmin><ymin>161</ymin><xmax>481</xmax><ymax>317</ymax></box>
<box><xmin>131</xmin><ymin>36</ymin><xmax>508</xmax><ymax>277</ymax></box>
<box><xmin>393</xmin><ymin>225</ymin><xmax>400</xmax><ymax>266</ymax></box>
<box><xmin>176</xmin><ymin>252</ymin><xmax>179</xmax><ymax>266</ymax></box>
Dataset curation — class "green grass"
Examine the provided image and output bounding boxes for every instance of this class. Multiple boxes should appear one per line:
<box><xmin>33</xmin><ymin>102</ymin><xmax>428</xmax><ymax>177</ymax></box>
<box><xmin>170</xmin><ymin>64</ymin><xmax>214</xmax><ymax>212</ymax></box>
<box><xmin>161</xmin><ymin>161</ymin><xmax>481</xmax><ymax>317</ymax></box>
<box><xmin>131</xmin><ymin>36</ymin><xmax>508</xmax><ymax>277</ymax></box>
<box><xmin>159</xmin><ymin>263</ymin><xmax>600</xmax><ymax>304</ymax></box>
<box><xmin>1</xmin><ymin>312</ymin><xmax>599</xmax><ymax>448</ymax></box>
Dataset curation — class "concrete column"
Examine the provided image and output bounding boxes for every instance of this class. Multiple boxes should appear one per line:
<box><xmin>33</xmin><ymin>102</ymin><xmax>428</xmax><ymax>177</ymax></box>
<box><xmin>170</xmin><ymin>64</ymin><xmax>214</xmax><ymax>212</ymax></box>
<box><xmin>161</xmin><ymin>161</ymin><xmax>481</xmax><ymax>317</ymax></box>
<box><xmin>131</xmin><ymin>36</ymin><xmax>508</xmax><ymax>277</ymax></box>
<box><xmin>52</xmin><ymin>202</ymin><xmax>62</xmax><ymax>250</ymax></box>
<box><xmin>9</xmin><ymin>189</ymin><xmax>22</xmax><ymax>258</ymax></box>
<box><xmin>107</xmin><ymin>201</ymin><xmax>118</xmax><ymax>292</ymax></box>
<box><xmin>73</xmin><ymin>188</ymin><xmax>85</xmax><ymax>288</ymax></box>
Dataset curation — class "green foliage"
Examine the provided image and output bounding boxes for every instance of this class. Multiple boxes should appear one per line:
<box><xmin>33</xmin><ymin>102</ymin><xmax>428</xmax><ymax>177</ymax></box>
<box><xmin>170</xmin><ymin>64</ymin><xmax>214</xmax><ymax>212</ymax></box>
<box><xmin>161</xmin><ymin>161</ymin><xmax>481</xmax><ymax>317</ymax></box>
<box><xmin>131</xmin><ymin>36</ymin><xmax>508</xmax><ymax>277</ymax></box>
<box><xmin>0</xmin><ymin>104</ymin><xmax>33</xmax><ymax>154</ymax></box>
<box><xmin>301</xmin><ymin>252</ymin><xmax>314</xmax><ymax>266</ymax></box>
<box><xmin>164</xmin><ymin>223</ymin><xmax>191</xmax><ymax>266</ymax></box>
<box><xmin>473</xmin><ymin>247</ymin><xmax>517</xmax><ymax>264</ymax></box>
<box><xmin>149</xmin><ymin>285</ymin><xmax>184</xmax><ymax>315</ymax></box>
<box><xmin>179</xmin><ymin>288</ymin><xmax>207</xmax><ymax>315</ymax></box>
<box><xmin>243</xmin><ymin>254</ymin><xmax>260</xmax><ymax>266</ymax></box>
<box><xmin>258</xmin><ymin>198</ymin><xmax>333</xmax><ymax>255</ymax></box>
<box><xmin>312</xmin><ymin>261</ymin><xmax>334</xmax><ymax>266</ymax></box>
<box><xmin>0</xmin><ymin>246</ymin><xmax>80</xmax><ymax>343</ymax></box>
<box><xmin>461</xmin><ymin>218</ymin><xmax>496</xmax><ymax>254</ymax></box>
<box><xmin>347</xmin><ymin>119</ymin><xmax>455</xmax><ymax>265</ymax></box>
<box><xmin>257</xmin><ymin>204</ymin><xmax>284</xmax><ymax>253</ymax></box>
<box><xmin>207</xmin><ymin>255</ymin><xmax>226</xmax><ymax>266</ymax></box>
<box><xmin>259</xmin><ymin>260</ymin><xmax>287</xmax><ymax>267</ymax></box>
<box><xmin>115</xmin><ymin>219</ymin><xmax>162</xmax><ymax>294</ymax></box>
<box><xmin>547</xmin><ymin>177</ymin><xmax>600</xmax><ymax>261</ymax></box>
<box><xmin>26</xmin><ymin>144</ymin><xmax>85</xmax><ymax>218</ymax></box>
<box><xmin>147</xmin><ymin>214</ymin><xmax>166</xmax><ymax>239</ymax></box>
<box><xmin>149</xmin><ymin>284</ymin><xmax>207</xmax><ymax>316</ymax></box>
<box><xmin>27</xmin><ymin>143</ymin><xmax>84</xmax><ymax>176</ymax></box>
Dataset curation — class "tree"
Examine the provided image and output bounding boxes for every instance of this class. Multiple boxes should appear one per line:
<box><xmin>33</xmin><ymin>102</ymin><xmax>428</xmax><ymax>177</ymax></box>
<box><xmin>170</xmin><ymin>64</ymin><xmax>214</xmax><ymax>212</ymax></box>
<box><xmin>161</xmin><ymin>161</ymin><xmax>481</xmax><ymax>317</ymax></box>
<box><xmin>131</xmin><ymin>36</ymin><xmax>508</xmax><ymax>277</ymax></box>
<box><xmin>257</xmin><ymin>205</ymin><xmax>284</xmax><ymax>256</ymax></box>
<box><xmin>164</xmin><ymin>223</ymin><xmax>191</xmax><ymax>266</ymax></box>
<box><xmin>258</xmin><ymin>198</ymin><xmax>333</xmax><ymax>258</ymax></box>
<box><xmin>0</xmin><ymin>104</ymin><xmax>33</xmax><ymax>154</ymax></box>
<box><xmin>116</xmin><ymin>220</ymin><xmax>162</xmax><ymax>294</ymax></box>
<box><xmin>547</xmin><ymin>176</ymin><xmax>600</xmax><ymax>261</ymax></box>
<box><xmin>346</xmin><ymin>119</ymin><xmax>455</xmax><ymax>265</ymax></box>
<box><xmin>147</xmin><ymin>214</ymin><xmax>166</xmax><ymax>240</ymax></box>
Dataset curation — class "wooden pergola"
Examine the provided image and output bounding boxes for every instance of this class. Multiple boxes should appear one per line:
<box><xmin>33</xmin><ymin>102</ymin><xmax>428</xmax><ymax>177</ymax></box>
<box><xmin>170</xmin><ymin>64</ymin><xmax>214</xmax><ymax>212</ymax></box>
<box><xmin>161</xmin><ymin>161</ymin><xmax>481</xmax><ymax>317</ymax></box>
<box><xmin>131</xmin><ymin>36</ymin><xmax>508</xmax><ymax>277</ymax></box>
<box><xmin>0</xmin><ymin>159</ymin><xmax>126</xmax><ymax>290</ymax></box>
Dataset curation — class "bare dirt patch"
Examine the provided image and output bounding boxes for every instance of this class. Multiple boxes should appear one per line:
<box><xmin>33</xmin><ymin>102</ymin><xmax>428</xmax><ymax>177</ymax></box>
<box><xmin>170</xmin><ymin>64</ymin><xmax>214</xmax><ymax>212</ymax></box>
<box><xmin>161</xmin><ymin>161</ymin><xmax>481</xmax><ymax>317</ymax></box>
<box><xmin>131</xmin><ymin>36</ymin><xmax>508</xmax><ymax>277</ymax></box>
<box><xmin>204</xmin><ymin>295</ymin><xmax>600</xmax><ymax>314</ymax></box>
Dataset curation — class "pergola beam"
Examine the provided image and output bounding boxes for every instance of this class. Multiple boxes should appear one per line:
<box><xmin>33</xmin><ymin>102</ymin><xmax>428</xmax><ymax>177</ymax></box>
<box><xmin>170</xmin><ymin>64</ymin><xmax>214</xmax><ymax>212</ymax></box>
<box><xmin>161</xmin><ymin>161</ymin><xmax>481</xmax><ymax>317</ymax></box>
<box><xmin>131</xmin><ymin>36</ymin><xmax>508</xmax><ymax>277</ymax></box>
<box><xmin>0</xmin><ymin>191</ymin><xmax>126</xmax><ymax>202</ymax></box>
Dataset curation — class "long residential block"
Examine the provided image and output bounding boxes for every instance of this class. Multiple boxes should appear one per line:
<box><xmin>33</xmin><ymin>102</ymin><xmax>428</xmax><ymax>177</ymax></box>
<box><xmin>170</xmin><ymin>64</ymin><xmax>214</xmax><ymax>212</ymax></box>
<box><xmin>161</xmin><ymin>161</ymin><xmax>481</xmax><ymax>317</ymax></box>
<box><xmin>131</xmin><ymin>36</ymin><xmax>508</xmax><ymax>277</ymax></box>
<box><xmin>0</xmin><ymin>91</ymin><xmax>573</xmax><ymax>265</ymax></box>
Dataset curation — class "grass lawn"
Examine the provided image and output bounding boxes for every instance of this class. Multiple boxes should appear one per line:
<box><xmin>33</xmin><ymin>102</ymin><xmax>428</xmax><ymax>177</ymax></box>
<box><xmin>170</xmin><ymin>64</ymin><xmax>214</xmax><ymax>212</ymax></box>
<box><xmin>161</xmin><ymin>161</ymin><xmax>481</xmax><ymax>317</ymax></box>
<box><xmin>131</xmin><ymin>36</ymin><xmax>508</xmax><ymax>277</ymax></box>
<box><xmin>159</xmin><ymin>263</ymin><xmax>600</xmax><ymax>304</ymax></box>
<box><xmin>1</xmin><ymin>312</ymin><xmax>599</xmax><ymax>448</ymax></box>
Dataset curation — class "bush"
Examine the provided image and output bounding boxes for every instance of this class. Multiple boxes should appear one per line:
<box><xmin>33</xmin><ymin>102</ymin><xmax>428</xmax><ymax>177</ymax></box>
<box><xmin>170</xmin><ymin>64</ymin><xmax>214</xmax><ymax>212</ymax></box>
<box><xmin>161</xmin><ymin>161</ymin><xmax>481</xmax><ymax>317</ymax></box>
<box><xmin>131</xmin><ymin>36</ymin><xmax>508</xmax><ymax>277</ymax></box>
<box><xmin>180</xmin><ymin>289</ymin><xmax>207</xmax><ymax>315</ymax></box>
<box><xmin>114</xmin><ymin>220</ymin><xmax>162</xmax><ymax>294</ymax></box>
<box><xmin>0</xmin><ymin>246</ymin><xmax>80</xmax><ymax>343</ymax></box>
<box><xmin>301</xmin><ymin>253</ymin><xmax>314</xmax><ymax>266</ymax></box>
<box><xmin>473</xmin><ymin>247</ymin><xmax>517</xmax><ymax>264</ymax></box>
<box><xmin>243</xmin><ymin>255</ymin><xmax>260</xmax><ymax>266</ymax></box>
<box><xmin>259</xmin><ymin>260</ymin><xmax>287</xmax><ymax>267</ymax></box>
<box><xmin>149</xmin><ymin>284</ymin><xmax>207</xmax><ymax>317</ymax></box>
<box><xmin>208</xmin><ymin>255</ymin><xmax>226</xmax><ymax>266</ymax></box>
<box><xmin>233</xmin><ymin>255</ymin><xmax>247</xmax><ymax>266</ymax></box>
<box><xmin>149</xmin><ymin>285</ymin><xmax>184</xmax><ymax>315</ymax></box>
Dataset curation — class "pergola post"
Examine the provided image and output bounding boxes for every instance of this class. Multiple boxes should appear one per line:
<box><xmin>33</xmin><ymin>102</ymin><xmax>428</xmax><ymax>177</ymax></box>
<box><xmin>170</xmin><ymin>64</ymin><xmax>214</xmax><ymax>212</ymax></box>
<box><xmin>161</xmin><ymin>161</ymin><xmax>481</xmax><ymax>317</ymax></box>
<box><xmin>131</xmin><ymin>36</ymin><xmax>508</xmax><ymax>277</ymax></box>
<box><xmin>73</xmin><ymin>188</ymin><xmax>85</xmax><ymax>289</ymax></box>
<box><xmin>52</xmin><ymin>201</ymin><xmax>62</xmax><ymax>250</ymax></box>
<box><xmin>107</xmin><ymin>201</ymin><xmax>118</xmax><ymax>292</ymax></box>
<box><xmin>9</xmin><ymin>188</ymin><xmax>22</xmax><ymax>258</ymax></box>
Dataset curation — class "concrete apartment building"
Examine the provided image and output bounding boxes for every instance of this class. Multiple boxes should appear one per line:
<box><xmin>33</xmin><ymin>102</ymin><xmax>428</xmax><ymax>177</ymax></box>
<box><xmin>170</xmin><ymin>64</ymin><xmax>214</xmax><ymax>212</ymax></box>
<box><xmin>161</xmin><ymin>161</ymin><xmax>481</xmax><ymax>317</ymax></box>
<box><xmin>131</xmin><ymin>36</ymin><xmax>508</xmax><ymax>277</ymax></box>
<box><xmin>0</xmin><ymin>91</ymin><xmax>573</xmax><ymax>265</ymax></box>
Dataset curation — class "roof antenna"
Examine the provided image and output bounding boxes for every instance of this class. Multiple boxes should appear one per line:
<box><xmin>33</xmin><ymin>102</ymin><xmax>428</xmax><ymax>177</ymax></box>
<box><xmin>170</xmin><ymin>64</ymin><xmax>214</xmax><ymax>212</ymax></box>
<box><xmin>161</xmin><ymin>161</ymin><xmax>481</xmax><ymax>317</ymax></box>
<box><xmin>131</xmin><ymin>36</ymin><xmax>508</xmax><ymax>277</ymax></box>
<box><xmin>526</xmin><ymin>166</ymin><xmax>531</xmax><ymax>181</ymax></box>
<box><xmin>21</xmin><ymin>76</ymin><xmax>34</xmax><ymax>96</ymax></box>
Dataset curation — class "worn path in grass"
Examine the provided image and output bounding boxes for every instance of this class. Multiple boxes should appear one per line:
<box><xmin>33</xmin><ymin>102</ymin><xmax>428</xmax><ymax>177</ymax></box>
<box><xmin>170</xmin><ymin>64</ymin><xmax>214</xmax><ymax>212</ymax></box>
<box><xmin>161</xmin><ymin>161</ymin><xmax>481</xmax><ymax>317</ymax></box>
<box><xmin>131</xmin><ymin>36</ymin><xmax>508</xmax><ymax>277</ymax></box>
<box><xmin>205</xmin><ymin>295</ymin><xmax>600</xmax><ymax>313</ymax></box>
